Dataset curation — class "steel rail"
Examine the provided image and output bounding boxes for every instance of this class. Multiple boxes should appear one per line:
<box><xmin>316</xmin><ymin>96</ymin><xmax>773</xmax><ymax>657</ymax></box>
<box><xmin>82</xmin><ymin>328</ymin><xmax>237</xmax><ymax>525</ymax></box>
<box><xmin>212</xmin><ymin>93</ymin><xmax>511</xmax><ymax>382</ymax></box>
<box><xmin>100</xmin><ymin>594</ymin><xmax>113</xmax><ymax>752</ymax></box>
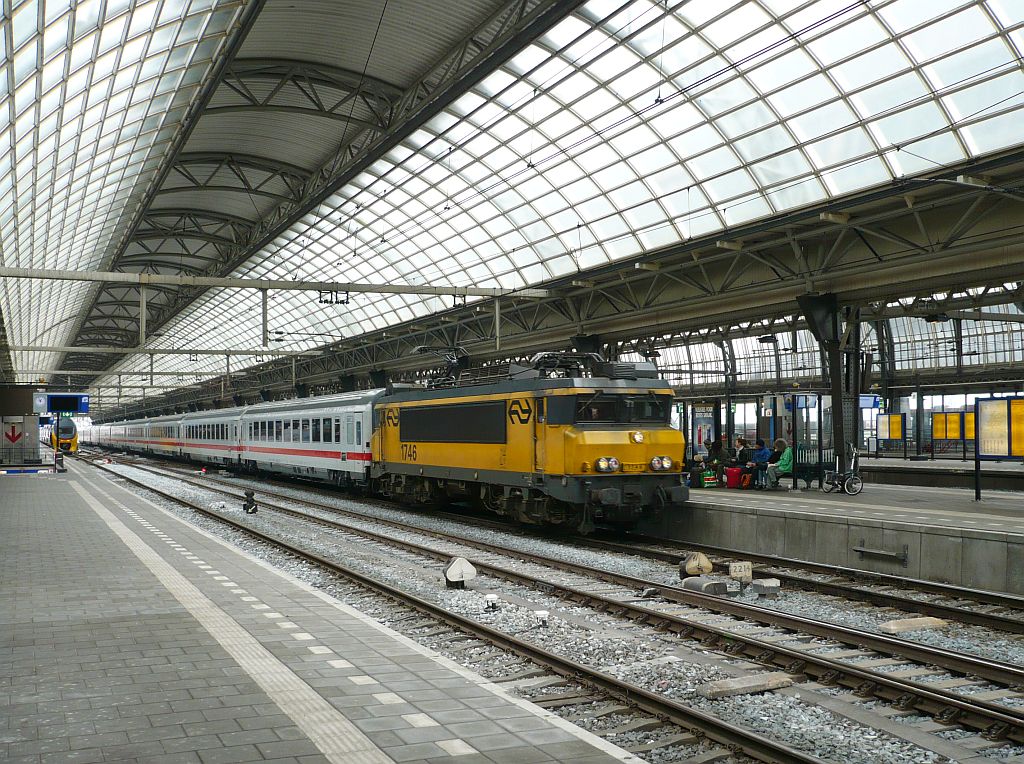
<box><xmin>80</xmin><ymin>460</ymin><xmax>828</xmax><ymax>764</ymax></box>
<box><xmin>91</xmin><ymin>458</ymin><xmax>1024</xmax><ymax>742</ymax></box>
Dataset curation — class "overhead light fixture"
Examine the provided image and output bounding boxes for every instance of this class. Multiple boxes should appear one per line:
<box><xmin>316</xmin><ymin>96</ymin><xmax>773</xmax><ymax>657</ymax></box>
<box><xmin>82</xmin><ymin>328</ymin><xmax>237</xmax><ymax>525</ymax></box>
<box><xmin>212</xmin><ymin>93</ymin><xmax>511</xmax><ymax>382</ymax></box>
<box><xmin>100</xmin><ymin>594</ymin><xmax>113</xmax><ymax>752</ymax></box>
<box><xmin>757</xmin><ymin>335</ymin><xmax>778</xmax><ymax>344</ymax></box>
<box><xmin>923</xmin><ymin>313</ymin><xmax>950</xmax><ymax>322</ymax></box>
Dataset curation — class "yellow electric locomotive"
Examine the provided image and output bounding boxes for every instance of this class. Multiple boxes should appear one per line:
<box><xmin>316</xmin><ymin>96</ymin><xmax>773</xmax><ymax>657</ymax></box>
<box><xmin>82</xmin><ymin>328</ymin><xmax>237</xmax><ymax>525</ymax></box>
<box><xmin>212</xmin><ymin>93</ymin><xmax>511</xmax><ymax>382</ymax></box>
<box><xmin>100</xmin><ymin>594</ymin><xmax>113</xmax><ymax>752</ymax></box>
<box><xmin>50</xmin><ymin>417</ymin><xmax>79</xmax><ymax>453</ymax></box>
<box><xmin>372</xmin><ymin>353</ymin><xmax>687</xmax><ymax>531</ymax></box>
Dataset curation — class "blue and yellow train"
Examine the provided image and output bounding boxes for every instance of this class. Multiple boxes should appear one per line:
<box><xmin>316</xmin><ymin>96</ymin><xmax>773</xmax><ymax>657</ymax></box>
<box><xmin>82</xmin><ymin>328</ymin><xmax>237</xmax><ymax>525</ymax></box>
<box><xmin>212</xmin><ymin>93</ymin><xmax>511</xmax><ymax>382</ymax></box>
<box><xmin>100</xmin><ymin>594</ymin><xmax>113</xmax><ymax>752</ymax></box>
<box><xmin>49</xmin><ymin>417</ymin><xmax>79</xmax><ymax>453</ymax></box>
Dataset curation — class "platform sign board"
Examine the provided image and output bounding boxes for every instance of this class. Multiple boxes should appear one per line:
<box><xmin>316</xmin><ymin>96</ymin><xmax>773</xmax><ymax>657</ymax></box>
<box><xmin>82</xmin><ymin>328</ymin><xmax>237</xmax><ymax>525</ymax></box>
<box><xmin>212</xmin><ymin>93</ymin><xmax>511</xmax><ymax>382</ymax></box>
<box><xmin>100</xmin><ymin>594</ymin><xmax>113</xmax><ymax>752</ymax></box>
<box><xmin>1</xmin><ymin>415</ymin><xmax>40</xmax><ymax>466</ymax></box>
<box><xmin>877</xmin><ymin>413</ymin><xmax>905</xmax><ymax>440</ymax></box>
<box><xmin>975</xmin><ymin>398</ymin><xmax>1024</xmax><ymax>459</ymax></box>
<box><xmin>932</xmin><ymin>412</ymin><xmax>976</xmax><ymax>441</ymax></box>
<box><xmin>973</xmin><ymin>397</ymin><xmax>1024</xmax><ymax>500</ymax></box>
<box><xmin>45</xmin><ymin>393</ymin><xmax>89</xmax><ymax>414</ymax></box>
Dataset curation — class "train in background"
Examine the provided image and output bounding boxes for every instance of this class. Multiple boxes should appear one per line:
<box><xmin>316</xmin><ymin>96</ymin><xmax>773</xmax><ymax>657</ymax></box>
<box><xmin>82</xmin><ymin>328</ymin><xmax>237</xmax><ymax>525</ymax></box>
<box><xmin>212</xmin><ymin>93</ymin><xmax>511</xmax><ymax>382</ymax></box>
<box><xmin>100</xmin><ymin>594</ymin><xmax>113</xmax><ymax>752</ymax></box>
<box><xmin>41</xmin><ymin>417</ymin><xmax>79</xmax><ymax>453</ymax></box>
<box><xmin>84</xmin><ymin>353</ymin><xmax>688</xmax><ymax>530</ymax></box>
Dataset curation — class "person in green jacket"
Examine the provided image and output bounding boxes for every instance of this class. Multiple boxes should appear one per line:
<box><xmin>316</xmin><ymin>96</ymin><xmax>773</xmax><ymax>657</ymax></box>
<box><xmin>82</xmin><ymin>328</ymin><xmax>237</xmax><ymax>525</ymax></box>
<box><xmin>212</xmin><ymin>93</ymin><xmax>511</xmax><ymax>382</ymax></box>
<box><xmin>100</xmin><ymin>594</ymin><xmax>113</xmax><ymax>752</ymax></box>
<box><xmin>766</xmin><ymin>438</ymin><xmax>793</xmax><ymax>488</ymax></box>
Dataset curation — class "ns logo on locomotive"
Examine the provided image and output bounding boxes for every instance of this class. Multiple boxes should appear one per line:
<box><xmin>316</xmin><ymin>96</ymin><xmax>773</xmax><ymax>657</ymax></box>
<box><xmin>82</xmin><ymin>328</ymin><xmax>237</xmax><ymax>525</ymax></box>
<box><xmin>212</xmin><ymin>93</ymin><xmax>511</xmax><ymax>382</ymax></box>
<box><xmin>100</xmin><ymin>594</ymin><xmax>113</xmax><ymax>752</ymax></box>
<box><xmin>86</xmin><ymin>353</ymin><xmax>688</xmax><ymax>533</ymax></box>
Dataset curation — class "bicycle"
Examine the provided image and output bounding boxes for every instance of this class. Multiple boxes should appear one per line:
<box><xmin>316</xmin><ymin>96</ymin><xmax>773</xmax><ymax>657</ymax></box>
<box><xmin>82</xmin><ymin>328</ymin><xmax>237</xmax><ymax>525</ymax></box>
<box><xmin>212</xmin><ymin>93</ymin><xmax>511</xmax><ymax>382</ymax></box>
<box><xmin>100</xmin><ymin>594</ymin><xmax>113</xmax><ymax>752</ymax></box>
<box><xmin>822</xmin><ymin>444</ymin><xmax>863</xmax><ymax>495</ymax></box>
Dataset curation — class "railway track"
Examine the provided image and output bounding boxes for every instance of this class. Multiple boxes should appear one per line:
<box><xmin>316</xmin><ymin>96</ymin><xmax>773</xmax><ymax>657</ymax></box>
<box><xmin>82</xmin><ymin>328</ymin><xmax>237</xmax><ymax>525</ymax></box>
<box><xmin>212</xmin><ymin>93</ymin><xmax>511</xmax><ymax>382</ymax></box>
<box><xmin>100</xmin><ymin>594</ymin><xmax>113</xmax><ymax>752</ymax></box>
<box><xmin>84</xmin><ymin>449</ymin><xmax>1024</xmax><ymax>635</ymax></box>
<box><xmin>585</xmin><ymin>535</ymin><xmax>1024</xmax><ymax>635</ymax></box>
<box><xmin>87</xmin><ymin>456</ymin><xmax>1024</xmax><ymax>747</ymax></box>
<box><xmin>78</xmin><ymin>458</ymin><xmax>827</xmax><ymax>764</ymax></box>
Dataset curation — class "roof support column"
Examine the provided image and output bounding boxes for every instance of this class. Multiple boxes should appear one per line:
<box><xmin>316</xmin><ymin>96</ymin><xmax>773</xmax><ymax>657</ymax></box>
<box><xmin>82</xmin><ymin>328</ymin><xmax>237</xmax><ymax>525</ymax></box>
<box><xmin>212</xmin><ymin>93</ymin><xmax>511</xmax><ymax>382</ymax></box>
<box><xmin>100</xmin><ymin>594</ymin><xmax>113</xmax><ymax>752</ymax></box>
<box><xmin>139</xmin><ymin>286</ymin><xmax>147</xmax><ymax>345</ymax></box>
<box><xmin>494</xmin><ymin>297</ymin><xmax>501</xmax><ymax>352</ymax></box>
<box><xmin>261</xmin><ymin>289</ymin><xmax>269</xmax><ymax>347</ymax></box>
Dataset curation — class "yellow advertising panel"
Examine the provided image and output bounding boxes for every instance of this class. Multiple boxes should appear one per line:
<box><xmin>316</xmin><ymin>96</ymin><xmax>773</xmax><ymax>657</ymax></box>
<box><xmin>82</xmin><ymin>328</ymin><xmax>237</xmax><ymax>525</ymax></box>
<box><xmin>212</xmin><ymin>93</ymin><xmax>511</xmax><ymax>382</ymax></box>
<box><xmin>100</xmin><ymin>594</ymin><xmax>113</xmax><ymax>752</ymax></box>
<box><xmin>977</xmin><ymin>399</ymin><xmax>1009</xmax><ymax>457</ymax></box>
<box><xmin>946</xmin><ymin>412</ymin><xmax>961</xmax><ymax>439</ymax></box>
<box><xmin>1012</xmin><ymin>399</ymin><xmax>1024</xmax><ymax>457</ymax></box>
<box><xmin>965</xmin><ymin>412</ymin><xmax>975</xmax><ymax>441</ymax></box>
<box><xmin>931</xmin><ymin>413</ymin><xmax>946</xmax><ymax>440</ymax></box>
<box><xmin>891</xmin><ymin>414</ymin><xmax>903</xmax><ymax>440</ymax></box>
<box><xmin>879</xmin><ymin>413</ymin><xmax>904</xmax><ymax>440</ymax></box>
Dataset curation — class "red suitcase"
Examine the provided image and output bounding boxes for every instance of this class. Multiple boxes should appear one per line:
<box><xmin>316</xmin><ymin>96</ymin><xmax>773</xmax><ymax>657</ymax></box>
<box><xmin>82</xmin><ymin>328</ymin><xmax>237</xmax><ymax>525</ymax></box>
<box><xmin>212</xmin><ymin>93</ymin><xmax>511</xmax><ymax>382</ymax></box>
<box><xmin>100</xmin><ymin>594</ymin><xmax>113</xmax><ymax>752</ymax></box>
<box><xmin>724</xmin><ymin>466</ymin><xmax>743</xmax><ymax>489</ymax></box>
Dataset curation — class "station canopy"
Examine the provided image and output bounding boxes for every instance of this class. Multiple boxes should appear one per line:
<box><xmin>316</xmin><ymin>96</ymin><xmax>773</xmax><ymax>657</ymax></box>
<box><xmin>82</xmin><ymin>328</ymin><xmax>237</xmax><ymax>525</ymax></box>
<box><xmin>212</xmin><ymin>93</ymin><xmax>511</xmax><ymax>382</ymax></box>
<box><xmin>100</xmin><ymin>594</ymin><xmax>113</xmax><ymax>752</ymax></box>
<box><xmin>3</xmin><ymin>0</ymin><xmax>1024</xmax><ymax>400</ymax></box>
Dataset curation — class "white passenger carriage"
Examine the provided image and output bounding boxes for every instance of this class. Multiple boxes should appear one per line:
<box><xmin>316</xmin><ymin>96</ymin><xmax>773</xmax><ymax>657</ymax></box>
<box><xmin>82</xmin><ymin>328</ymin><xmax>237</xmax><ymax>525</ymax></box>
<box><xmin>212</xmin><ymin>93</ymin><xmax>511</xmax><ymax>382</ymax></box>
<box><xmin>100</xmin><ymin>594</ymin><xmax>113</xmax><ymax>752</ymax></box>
<box><xmin>181</xmin><ymin>409</ymin><xmax>244</xmax><ymax>466</ymax></box>
<box><xmin>88</xmin><ymin>390</ymin><xmax>385</xmax><ymax>489</ymax></box>
<box><xmin>238</xmin><ymin>390</ymin><xmax>382</xmax><ymax>487</ymax></box>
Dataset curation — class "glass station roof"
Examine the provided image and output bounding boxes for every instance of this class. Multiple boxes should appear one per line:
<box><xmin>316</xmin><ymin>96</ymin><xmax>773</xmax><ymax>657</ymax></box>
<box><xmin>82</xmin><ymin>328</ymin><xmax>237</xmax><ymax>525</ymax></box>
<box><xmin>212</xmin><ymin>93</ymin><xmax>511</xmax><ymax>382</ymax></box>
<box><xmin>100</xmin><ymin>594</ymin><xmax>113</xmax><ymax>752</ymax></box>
<box><xmin>33</xmin><ymin>0</ymin><xmax>1024</xmax><ymax>397</ymax></box>
<box><xmin>633</xmin><ymin>287</ymin><xmax>1024</xmax><ymax>389</ymax></box>
<box><xmin>0</xmin><ymin>0</ymin><xmax>243</xmax><ymax>376</ymax></box>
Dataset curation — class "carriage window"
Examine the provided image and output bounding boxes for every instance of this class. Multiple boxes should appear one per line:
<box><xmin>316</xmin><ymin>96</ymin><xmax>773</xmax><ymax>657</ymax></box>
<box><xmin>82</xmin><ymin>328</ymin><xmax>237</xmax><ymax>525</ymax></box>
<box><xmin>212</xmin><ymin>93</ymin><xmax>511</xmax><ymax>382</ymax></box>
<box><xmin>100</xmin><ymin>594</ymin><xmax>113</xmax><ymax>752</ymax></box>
<box><xmin>356</xmin><ymin>420</ymin><xmax>362</xmax><ymax>446</ymax></box>
<box><xmin>275</xmin><ymin>420</ymin><xmax>283</xmax><ymax>441</ymax></box>
<box><xmin>346</xmin><ymin>416</ymin><xmax>354</xmax><ymax>444</ymax></box>
<box><xmin>292</xmin><ymin>419</ymin><xmax>300</xmax><ymax>441</ymax></box>
<box><xmin>322</xmin><ymin>418</ymin><xmax>332</xmax><ymax>443</ymax></box>
<box><xmin>334</xmin><ymin>418</ymin><xmax>341</xmax><ymax>443</ymax></box>
<box><xmin>301</xmin><ymin>419</ymin><xmax>310</xmax><ymax>442</ymax></box>
<box><xmin>283</xmin><ymin>419</ymin><xmax>291</xmax><ymax>441</ymax></box>
<box><xmin>248</xmin><ymin>423</ymin><xmax>253</xmax><ymax>439</ymax></box>
<box><xmin>312</xmin><ymin>418</ymin><xmax>320</xmax><ymax>442</ymax></box>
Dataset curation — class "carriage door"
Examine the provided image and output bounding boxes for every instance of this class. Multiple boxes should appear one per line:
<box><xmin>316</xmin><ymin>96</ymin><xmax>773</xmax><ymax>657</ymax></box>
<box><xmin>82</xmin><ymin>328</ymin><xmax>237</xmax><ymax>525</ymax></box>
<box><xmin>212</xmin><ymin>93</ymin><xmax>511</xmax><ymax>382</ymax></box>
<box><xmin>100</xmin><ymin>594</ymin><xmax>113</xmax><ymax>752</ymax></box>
<box><xmin>533</xmin><ymin>397</ymin><xmax>545</xmax><ymax>473</ymax></box>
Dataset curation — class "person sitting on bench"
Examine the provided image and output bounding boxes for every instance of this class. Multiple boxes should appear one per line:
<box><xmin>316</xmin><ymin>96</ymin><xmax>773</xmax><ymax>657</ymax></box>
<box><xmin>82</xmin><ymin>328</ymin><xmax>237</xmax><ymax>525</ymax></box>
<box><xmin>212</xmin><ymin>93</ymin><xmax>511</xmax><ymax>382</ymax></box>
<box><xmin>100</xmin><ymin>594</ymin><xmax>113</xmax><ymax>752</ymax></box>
<box><xmin>765</xmin><ymin>438</ymin><xmax>793</xmax><ymax>488</ymax></box>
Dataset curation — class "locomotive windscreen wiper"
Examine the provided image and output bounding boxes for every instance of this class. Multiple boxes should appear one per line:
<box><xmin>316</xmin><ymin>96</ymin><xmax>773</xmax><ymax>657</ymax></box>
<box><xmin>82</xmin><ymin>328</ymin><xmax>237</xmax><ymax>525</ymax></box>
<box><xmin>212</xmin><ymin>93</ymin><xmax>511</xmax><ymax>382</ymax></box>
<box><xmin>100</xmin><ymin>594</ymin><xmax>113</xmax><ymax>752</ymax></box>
<box><xmin>576</xmin><ymin>390</ymin><xmax>603</xmax><ymax>415</ymax></box>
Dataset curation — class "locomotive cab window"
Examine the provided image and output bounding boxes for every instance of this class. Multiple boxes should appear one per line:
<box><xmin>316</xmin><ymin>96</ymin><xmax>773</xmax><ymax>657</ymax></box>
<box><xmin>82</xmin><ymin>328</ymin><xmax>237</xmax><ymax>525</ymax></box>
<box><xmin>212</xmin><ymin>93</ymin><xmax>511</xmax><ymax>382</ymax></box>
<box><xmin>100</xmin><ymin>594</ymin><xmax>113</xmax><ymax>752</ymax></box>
<box><xmin>572</xmin><ymin>394</ymin><xmax>672</xmax><ymax>424</ymax></box>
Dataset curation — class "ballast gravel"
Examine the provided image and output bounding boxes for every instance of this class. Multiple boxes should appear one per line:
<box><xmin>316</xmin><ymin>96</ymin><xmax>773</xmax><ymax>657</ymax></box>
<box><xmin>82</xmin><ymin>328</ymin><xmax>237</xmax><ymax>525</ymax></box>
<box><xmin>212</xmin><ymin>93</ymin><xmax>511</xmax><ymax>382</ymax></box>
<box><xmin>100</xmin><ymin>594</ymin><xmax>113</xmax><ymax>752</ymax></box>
<box><xmin>102</xmin><ymin>465</ymin><xmax>982</xmax><ymax>764</ymax></box>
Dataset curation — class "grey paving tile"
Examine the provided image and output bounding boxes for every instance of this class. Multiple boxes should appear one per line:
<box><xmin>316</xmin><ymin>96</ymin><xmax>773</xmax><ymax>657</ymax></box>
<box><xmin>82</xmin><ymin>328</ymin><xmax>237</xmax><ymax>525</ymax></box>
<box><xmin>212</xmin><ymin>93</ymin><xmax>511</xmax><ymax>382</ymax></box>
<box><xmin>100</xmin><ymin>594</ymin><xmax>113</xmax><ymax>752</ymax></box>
<box><xmin>255</xmin><ymin>740</ymin><xmax>324</xmax><ymax>759</ymax></box>
<box><xmin>216</xmin><ymin>728</ymin><xmax>280</xmax><ymax>747</ymax></box>
<box><xmin>393</xmin><ymin>726</ymin><xmax>457</xmax><ymax>745</ymax></box>
<box><xmin>467</xmin><ymin>732</ymin><xmax>531</xmax><ymax>752</ymax></box>
<box><xmin>535</xmin><ymin>740</ymin><xmax>614</xmax><ymax>759</ymax></box>
<box><xmin>478</xmin><ymin>747</ymin><xmax>556</xmax><ymax>764</ymax></box>
<box><xmin>96</xmin><ymin>740</ymin><xmax>169</xmax><ymax>759</ymax></box>
<box><xmin>196</xmin><ymin>744</ymin><xmax>262</xmax><ymax>764</ymax></box>
<box><xmin>381</xmin><ymin>742</ymin><xmax>448</xmax><ymax>762</ymax></box>
<box><xmin>179</xmin><ymin>719</ymin><xmax>242</xmax><ymax>737</ymax></box>
<box><xmin>126</xmin><ymin>723</ymin><xmax>187</xmax><ymax>743</ymax></box>
<box><xmin>156</xmin><ymin>733</ymin><xmax>225</xmax><ymax>754</ymax></box>
<box><xmin>38</xmin><ymin>750</ymin><xmax>106</xmax><ymax>764</ymax></box>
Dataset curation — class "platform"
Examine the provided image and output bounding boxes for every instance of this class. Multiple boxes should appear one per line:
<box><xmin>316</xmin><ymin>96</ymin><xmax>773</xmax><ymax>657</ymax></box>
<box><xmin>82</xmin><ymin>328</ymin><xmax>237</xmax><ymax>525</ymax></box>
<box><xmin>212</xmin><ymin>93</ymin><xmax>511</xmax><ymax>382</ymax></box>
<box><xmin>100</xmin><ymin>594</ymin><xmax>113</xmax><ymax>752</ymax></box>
<box><xmin>641</xmin><ymin>481</ymin><xmax>1024</xmax><ymax>594</ymax></box>
<box><xmin>858</xmin><ymin>457</ymin><xmax>1024</xmax><ymax>491</ymax></box>
<box><xmin>0</xmin><ymin>466</ymin><xmax>633</xmax><ymax>764</ymax></box>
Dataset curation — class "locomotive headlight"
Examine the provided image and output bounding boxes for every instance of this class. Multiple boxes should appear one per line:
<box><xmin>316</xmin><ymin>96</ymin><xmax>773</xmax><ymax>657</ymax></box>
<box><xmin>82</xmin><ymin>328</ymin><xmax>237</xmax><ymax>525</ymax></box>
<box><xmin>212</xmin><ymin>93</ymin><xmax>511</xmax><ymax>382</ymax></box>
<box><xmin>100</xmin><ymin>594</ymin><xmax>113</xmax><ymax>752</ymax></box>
<box><xmin>650</xmin><ymin>456</ymin><xmax>673</xmax><ymax>470</ymax></box>
<box><xmin>607</xmin><ymin>457</ymin><xmax>621</xmax><ymax>471</ymax></box>
<box><xmin>595</xmin><ymin>457</ymin><xmax>610</xmax><ymax>472</ymax></box>
<box><xmin>631</xmin><ymin>431</ymin><xmax>644</xmax><ymax>443</ymax></box>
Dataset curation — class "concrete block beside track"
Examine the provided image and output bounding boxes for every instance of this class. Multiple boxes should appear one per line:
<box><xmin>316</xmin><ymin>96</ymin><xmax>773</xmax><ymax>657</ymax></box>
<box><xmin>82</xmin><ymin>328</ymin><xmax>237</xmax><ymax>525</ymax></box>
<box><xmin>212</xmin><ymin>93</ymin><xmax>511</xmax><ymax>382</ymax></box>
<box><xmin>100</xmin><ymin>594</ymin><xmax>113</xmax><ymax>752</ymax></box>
<box><xmin>698</xmin><ymin>672</ymin><xmax>794</xmax><ymax>699</ymax></box>
<box><xmin>681</xmin><ymin>576</ymin><xmax>728</xmax><ymax>595</ymax></box>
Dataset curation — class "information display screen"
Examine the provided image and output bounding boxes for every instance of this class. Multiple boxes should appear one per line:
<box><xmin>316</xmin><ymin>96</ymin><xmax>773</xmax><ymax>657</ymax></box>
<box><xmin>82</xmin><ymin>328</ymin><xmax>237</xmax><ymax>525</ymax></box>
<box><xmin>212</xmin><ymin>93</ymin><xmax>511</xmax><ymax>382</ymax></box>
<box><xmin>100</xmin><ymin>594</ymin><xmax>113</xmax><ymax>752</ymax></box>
<box><xmin>46</xmin><ymin>394</ymin><xmax>90</xmax><ymax>413</ymax></box>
